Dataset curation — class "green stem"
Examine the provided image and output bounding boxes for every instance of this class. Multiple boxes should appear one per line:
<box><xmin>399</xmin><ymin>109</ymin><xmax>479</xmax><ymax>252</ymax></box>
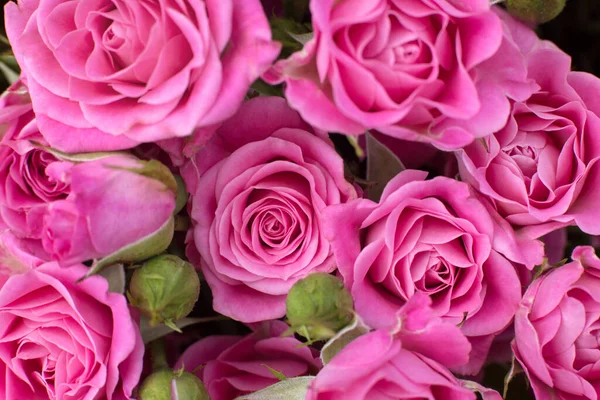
<box><xmin>150</xmin><ymin>339</ymin><xmax>169</xmax><ymax>371</ymax></box>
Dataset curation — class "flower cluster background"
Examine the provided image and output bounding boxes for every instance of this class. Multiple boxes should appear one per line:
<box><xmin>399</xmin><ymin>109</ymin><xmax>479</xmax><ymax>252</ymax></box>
<box><xmin>0</xmin><ymin>0</ymin><xmax>600</xmax><ymax>399</ymax></box>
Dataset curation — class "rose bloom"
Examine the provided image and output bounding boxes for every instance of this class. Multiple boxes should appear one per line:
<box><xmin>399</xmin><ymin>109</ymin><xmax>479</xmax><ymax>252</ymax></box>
<box><xmin>324</xmin><ymin>170</ymin><xmax>543</xmax><ymax>373</ymax></box>
<box><xmin>514</xmin><ymin>246</ymin><xmax>600</xmax><ymax>400</ymax></box>
<box><xmin>5</xmin><ymin>0</ymin><xmax>280</xmax><ymax>152</ymax></box>
<box><xmin>307</xmin><ymin>329</ymin><xmax>489</xmax><ymax>400</ymax></box>
<box><xmin>176</xmin><ymin>321</ymin><xmax>321</xmax><ymax>400</ymax></box>
<box><xmin>264</xmin><ymin>0</ymin><xmax>535</xmax><ymax>149</ymax></box>
<box><xmin>0</xmin><ymin>262</ymin><xmax>144</xmax><ymax>399</ymax></box>
<box><xmin>0</xmin><ymin>229</ymin><xmax>45</xmax><ymax>275</ymax></box>
<box><xmin>41</xmin><ymin>154</ymin><xmax>175</xmax><ymax>266</ymax></box>
<box><xmin>187</xmin><ymin>97</ymin><xmax>357</xmax><ymax>322</ymax></box>
<box><xmin>0</xmin><ymin>81</ymin><xmax>67</xmax><ymax>242</ymax></box>
<box><xmin>457</xmin><ymin>12</ymin><xmax>600</xmax><ymax>239</ymax></box>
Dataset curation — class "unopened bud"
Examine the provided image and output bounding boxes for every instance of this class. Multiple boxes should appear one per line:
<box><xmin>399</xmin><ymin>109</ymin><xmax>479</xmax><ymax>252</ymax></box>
<box><xmin>129</xmin><ymin>254</ymin><xmax>200</xmax><ymax>327</ymax></box>
<box><xmin>139</xmin><ymin>369</ymin><xmax>209</xmax><ymax>400</ymax></box>
<box><xmin>506</xmin><ymin>0</ymin><xmax>566</xmax><ymax>23</ymax></box>
<box><xmin>286</xmin><ymin>273</ymin><xmax>354</xmax><ymax>342</ymax></box>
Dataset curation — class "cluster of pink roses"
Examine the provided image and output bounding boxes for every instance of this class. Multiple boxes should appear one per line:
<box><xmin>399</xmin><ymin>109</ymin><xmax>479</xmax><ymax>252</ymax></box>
<box><xmin>0</xmin><ymin>0</ymin><xmax>598</xmax><ymax>399</ymax></box>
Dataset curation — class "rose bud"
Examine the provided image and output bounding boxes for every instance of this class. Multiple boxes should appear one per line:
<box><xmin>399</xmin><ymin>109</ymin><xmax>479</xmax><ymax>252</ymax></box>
<box><xmin>139</xmin><ymin>369</ymin><xmax>209</xmax><ymax>400</ymax></box>
<box><xmin>286</xmin><ymin>273</ymin><xmax>354</xmax><ymax>342</ymax></box>
<box><xmin>129</xmin><ymin>254</ymin><xmax>200</xmax><ymax>327</ymax></box>
<box><xmin>506</xmin><ymin>0</ymin><xmax>566</xmax><ymax>23</ymax></box>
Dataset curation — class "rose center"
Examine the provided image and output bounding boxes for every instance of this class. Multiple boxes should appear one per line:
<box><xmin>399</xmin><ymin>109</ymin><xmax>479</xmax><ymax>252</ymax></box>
<box><xmin>393</xmin><ymin>41</ymin><xmax>422</xmax><ymax>64</ymax></box>
<box><xmin>102</xmin><ymin>25</ymin><xmax>126</xmax><ymax>51</ymax></box>
<box><xmin>24</xmin><ymin>150</ymin><xmax>69</xmax><ymax>202</ymax></box>
<box><xmin>419</xmin><ymin>255</ymin><xmax>454</xmax><ymax>294</ymax></box>
<box><xmin>508</xmin><ymin>144</ymin><xmax>540</xmax><ymax>181</ymax></box>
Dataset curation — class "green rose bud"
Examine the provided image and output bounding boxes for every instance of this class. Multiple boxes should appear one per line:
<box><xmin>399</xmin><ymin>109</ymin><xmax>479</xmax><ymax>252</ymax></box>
<box><xmin>285</xmin><ymin>273</ymin><xmax>354</xmax><ymax>342</ymax></box>
<box><xmin>139</xmin><ymin>369</ymin><xmax>209</xmax><ymax>400</ymax></box>
<box><xmin>129</xmin><ymin>254</ymin><xmax>200</xmax><ymax>327</ymax></box>
<box><xmin>506</xmin><ymin>0</ymin><xmax>566</xmax><ymax>23</ymax></box>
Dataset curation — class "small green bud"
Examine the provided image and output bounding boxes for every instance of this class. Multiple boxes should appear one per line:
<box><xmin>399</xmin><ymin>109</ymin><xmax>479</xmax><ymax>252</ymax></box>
<box><xmin>506</xmin><ymin>0</ymin><xmax>566</xmax><ymax>23</ymax></box>
<box><xmin>129</xmin><ymin>254</ymin><xmax>200</xmax><ymax>327</ymax></box>
<box><xmin>285</xmin><ymin>273</ymin><xmax>354</xmax><ymax>342</ymax></box>
<box><xmin>139</xmin><ymin>369</ymin><xmax>209</xmax><ymax>400</ymax></box>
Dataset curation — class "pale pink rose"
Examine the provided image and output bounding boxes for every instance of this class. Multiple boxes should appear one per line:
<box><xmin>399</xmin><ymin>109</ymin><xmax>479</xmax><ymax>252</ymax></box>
<box><xmin>0</xmin><ymin>262</ymin><xmax>144</xmax><ymax>399</ymax></box>
<box><xmin>41</xmin><ymin>155</ymin><xmax>175</xmax><ymax>266</ymax></box>
<box><xmin>306</xmin><ymin>329</ymin><xmax>481</xmax><ymax>400</ymax></box>
<box><xmin>457</xmin><ymin>13</ymin><xmax>600</xmax><ymax>238</ymax></box>
<box><xmin>187</xmin><ymin>97</ymin><xmax>357</xmax><ymax>322</ymax></box>
<box><xmin>513</xmin><ymin>246</ymin><xmax>600</xmax><ymax>400</ymax></box>
<box><xmin>264</xmin><ymin>0</ymin><xmax>535</xmax><ymax>149</ymax></box>
<box><xmin>175</xmin><ymin>320</ymin><xmax>321</xmax><ymax>400</ymax></box>
<box><xmin>5</xmin><ymin>0</ymin><xmax>281</xmax><ymax>152</ymax></box>
<box><xmin>0</xmin><ymin>81</ymin><xmax>68</xmax><ymax>241</ymax></box>
<box><xmin>323</xmin><ymin>170</ymin><xmax>544</xmax><ymax>373</ymax></box>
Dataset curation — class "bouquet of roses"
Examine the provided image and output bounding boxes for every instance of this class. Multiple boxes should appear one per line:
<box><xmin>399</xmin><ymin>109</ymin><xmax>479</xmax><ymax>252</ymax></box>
<box><xmin>0</xmin><ymin>0</ymin><xmax>598</xmax><ymax>398</ymax></box>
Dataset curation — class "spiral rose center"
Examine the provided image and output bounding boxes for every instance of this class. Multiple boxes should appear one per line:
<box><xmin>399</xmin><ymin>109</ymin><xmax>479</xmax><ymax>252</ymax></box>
<box><xmin>24</xmin><ymin>150</ymin><xmax>69</xmax><ymax>202</ymax></box>
<box><xmin>102</xmin><ymin>24</ymin><xmax>127</xmax><ymax>52</ymax></box>
<box><xmin>15</xmin><ymin>339</ymin><xmax>57</xmax><ymax>395</ymax></box>
<box><xmin>393</xmin><ymin>41</ymin><xmax>422</xmax><ymax>64</ymax></box>
<box><xmin>242</xmin><ymin>187</ymin><xmax>309</xmax><ymax>262</ymax></box>
<box><xmin>508</xmin><ymin>144</ymin><xmax>539</xmax><ymax>180</ymax></box>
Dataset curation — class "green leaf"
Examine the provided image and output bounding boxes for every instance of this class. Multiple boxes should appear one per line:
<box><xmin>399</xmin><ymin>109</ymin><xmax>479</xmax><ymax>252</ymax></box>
<box><xmin>97</xmin><ymin>263</ymin><xmax>126</xmax><ymax>294</ymax></box>
<box><xmin>0</xmin><ymin>55</ymin><xmax>19</xmax><ymax>84</ymax></box>
<box><xmin>163</xmin><ymin>319</ymin><xmax>183</xmax><ymax>333</ymax></box>
<box><xmin>108</xmin><ymin>159</ymin><xmax>178</xmax><ymax>194</ymax></box>
<box><xmin>234</xmin><ymin>377</ymin><xmax>314</xmax><ymax>400</ymax></box>
<box><xmin>320</xmin><ymin>315</ymin><xmax>370</xmax><ymax>365</ymax></box>
<box><xmin>251</xmin><ymin>79</ymin><xmax>283</xmax><ymax>97</ymax></box>
<box><xmin>261</xmin><ymin>365</ymin><xmax>288</xmax><ymax>381</ymax></box>
<box><xmin>81</xmin><ymin>216</ymin><xmax>175</xmax><ymax>280</ymax></box>
<box><xmin>366</xmin><ymin>132</ymin><xmax>406</xmax><ymax>202</ymax></box>
<box><xmin>173</xmin><ymin>175</ymin><xmax>189</xmax><ymax>215</ymax></box>
<box><xmin>29</xmin><ymin>141</ymin><xmax>131</xmax><ymax>162</ymax></box>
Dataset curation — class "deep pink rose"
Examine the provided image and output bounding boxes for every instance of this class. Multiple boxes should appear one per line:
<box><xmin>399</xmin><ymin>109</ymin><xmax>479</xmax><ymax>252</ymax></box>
<box><xmin>5</xmin><ymin>0</ymin><xmax>281</xmax><ymax>152</ymax></box>
<box><xmin>188</xmin><ymin>97</ymin><xmax>357</xmax><ymax>322</ymax></box>
<box><xmin>513</xmin><ymin>246</ymin><xmax>600</xmax><ymax>400</ymax></box>
<box><xmin>265</xmin><ymin>0</ymin><xmax>535</xmax><ymax>149</ymax></box>
<box><xmin>41</xmin><ymin>155</ymin><xmax>175</xmax><ymax>266</ymax></box>
<box><xmin>324</xmin><ymin>170</ymin><xmax>544</xmax><ymax>373</ymax></box>
<box><xmin>307</xmin><ymin>329</ymin><xmax>480</xmax><ymax>399</ymax></box>
<box><xmin>0</xmin><ymin>262</ymin><xmax>144</xmax><ymax>399</ymax></box>
<box><xmin>457</xmin><ymin>13</ymin><xmax>600</xmax><ymax>238</ymax></box>
<box><xmin>0</xmin><ymin>81</ymin><xmax>68</xmax><ymax>241</ymax></box>
<box><xmin>175</xmin><ymin>321</ymin><xmax>321</xmax><ymax>400</ymax></box>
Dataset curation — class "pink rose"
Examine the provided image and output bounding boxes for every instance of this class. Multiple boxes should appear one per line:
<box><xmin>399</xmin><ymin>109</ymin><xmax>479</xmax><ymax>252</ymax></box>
<box><xmin>0</xmin><ymin>81</ymin><xmax>68</xmax><ymax>241</ymax></box>
<box><xmin>457</xmin><ymin>14</ymin><xmax>600</xmax><ymax>238</ymax></box>
<box><xmin>0</xmin><ymin>262</ymin><xmax>144</xmax><ymax>399</ymax></box>
<box><xmin>187</xmin><ymin>97</ymin><xmax>357</xmax><ymax>322</ymax></box>
<box><xmin>41</xmin><ymin>155</ymin><xmax>175</xmax><ymax>266</ymax></box>
<box><xmin>175</xmin><ymin>321</ymin><xmax>321</xmax><ymax>400</ymax></box>
<box><xmin>5</xmin><ymin>0</ymin><xmax>280</xmax><ymax>152</ymax></box>
<box><xmin>264</xmin><ymin>0</ymin><xmax>535</xmax><ymax>149</ymax></box>
<box><xmin>0</xmin><ymin>229</ymin><xmax>45</xmax><ymax>274</ymax></box>
<box><xmin>307</xmin><ymin>329</ymin><xmax>478</xmax><ymax>399</ymax></box>
<box><xmin>324</xmin><ymin>170</ymin><xmax>544</xmax><ymax>373</ymax></box>
<box><xmin>513</xmin><ymin>246</ymin><xmax>600</xmax><ymax>400</ymax></box>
